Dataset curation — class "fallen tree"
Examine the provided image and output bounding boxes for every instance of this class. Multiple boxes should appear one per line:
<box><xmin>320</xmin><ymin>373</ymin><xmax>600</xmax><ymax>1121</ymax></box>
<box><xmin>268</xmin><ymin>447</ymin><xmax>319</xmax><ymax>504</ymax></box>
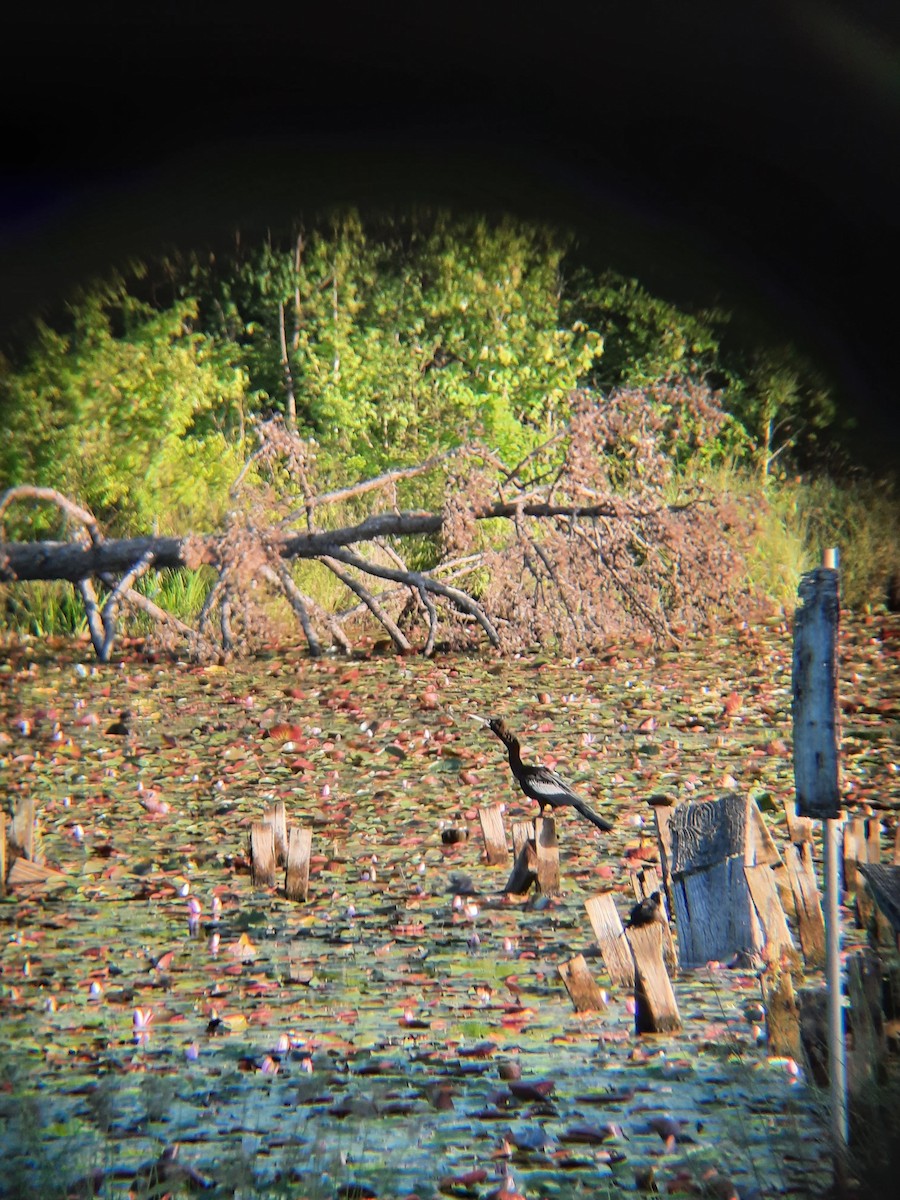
<box><xmin>0</xmin><ymin>387</ymin><xmax>755</xmax><ymax>661</ymax></box>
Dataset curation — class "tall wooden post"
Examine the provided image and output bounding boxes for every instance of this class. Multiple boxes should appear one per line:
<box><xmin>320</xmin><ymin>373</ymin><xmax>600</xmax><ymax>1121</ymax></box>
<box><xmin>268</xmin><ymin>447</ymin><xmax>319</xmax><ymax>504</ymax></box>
<box><xmin>792</xmin><ymin>547</ymin><xmax>847</xmax><ymax>1158</ymax></box>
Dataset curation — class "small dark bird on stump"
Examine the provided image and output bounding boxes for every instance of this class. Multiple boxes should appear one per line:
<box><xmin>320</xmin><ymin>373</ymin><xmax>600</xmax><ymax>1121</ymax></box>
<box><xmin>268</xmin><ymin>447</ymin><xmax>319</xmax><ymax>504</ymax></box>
<box><xmin>487</xmin><ymin>717</ymin><xmax>614</xmax><ymax>832</ymax></box>
<box><xmin>626</xmin><ymin>891</ymin><xmax>664</xmax><ymax>928</ymax></box>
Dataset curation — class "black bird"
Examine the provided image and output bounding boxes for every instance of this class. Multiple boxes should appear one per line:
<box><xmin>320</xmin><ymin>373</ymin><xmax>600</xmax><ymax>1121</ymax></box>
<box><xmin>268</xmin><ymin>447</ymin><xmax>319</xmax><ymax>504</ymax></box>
<box><xmin>626</xmin><ymin>891</ymin><xmax>664</xmax><ymax>928</ymax></box>
<box><xmin>487</xmin><ymin>717</ymin><xmax>614</xmax><ymax>832</ymax></box>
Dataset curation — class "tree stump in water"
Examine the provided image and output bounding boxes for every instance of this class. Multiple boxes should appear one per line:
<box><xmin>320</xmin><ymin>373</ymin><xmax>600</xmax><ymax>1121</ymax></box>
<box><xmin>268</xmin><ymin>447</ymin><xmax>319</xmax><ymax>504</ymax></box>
<box><xmin>558</xmin><ymin>953</ymin><xmax>607</xmax><ymax>1012</ymax></box>
<box><xmin>668</xmin><ymin>793</ymin><xmax>775</xmax><ymax>967</ymax></box>
<box><xmin>478</xmin><ymin>804</ymin><xmax>510</xmax><ymax>866</ymax></box>
<box><xmin>585</xmin><ymin>893</ymin><xmax>634</xmax><ymax>988</ymax></box>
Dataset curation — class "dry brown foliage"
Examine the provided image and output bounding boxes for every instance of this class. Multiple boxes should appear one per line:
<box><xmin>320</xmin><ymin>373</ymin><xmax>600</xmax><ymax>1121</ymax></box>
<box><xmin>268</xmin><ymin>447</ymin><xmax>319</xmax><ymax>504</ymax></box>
<box><xmin>1</xmin><ymin>383</ymin><xmax>757</xmax><ymax>659</ymax></box>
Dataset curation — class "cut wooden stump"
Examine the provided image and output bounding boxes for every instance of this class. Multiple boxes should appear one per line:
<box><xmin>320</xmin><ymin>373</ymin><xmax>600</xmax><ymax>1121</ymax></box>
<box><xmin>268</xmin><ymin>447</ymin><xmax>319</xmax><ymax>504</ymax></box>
<box><xmin>5</xmin><ymin>857</ymin><xmax>69</xmax><ymax>892</ymax></box>
<box><xmin>858</xmin><ymin>863</ymin><xmax>900</xmax><ymax>951</ymax></box>
<box><xmin>744</xmin><ymin>863</ymin><xmax>799</xmax><ymax>970</ymax></box>
<box><xmin>627</xmin><ymin>923</ymin><xmax>681</xmax><ymax>1033</ymax></box>
<box><xmin>798</xmin><ymin>988</ymin><xmax>829</xmax><ymax>1086</ymax></box>
<box><xmin>535</xmin><ymin>817</ymin><xmax>560</xmax><ymax>896</ymax></box>
<box><xmin>668</xmin><ymin>793</ymin><xmax>769</xmax><ymax>967</ymax></box>
<box><xmin>631</xmin><ymin>867</ymin><xmax>677</xmax><ymax>970</ymax></box>
<box><xmin>846</xmin><ymin>950</ymin><xmax>887</xmax><ymax>1095</ymax></box>
<box><xmin>843</xmin><ymin>816</ymin><xmax>867</xmax><ymax>896</ymax></box>
<box><xmin>785</xmin><ymin>843</ymin><xmax>826</xmax><ymax>969</ymax></box>
<box><xmin>783</xmin><ymin>798</ymin><xmax>814</xmax><ymax>846</ymax></box>
<box><xmin>250</xmin><ymin>822</ymin><xmax>277</xmax><ymax>888</ymax></box>
<box><xmin>10</xmin><ymin>795</ymin><xmax>36</xmax><ymax>863</ymax></box>
<box><xmin>585</xmin><ymin>893</ymin><xmax>634</xmax><ymax>988</ymax></box>
<box><xmin>866</xmin><ymin>816</ymin><xmax>883</xmax><ymax>864</ymax></box>
<box><xmin>285</xmin><ymin>826</ymin><xmax>313</xmax><ymax>901</ymax></box>
<box><xmin>765</xmin><ymin>969</ymin><xmax>802</xmax><ymax>1059</ymax></box>
<box><xmin>652</xmin><ymin>801</ymin><xmax>675</xmax><ymax>901</ymax></box>
<box><xmin>558</xmin><ymin>953</ymin><xmax>607</xmax><ymax>1012</ymax></box>
<box><xmin>504</xmin><ymin>839</ymin><xmax>537</xmax><ymax>895</ymax></box>
<box><xmin>478</xmin><ymin>804</ymin><xmax>510</xmax><ymax>866</ymax></box>
<box><xmin>512</xmin><ymin>820</ymin><xmax>534</xmax><ymax>859</ymax></box>
<box><xmin>749</xmin><ymin>803</ymin><xmax>795</xmax><ymax>919</ymax></box>
<box><xmin>262</xmin><ymin>801</ymin><xmax>288</xmax><ymax>865</ymax></box>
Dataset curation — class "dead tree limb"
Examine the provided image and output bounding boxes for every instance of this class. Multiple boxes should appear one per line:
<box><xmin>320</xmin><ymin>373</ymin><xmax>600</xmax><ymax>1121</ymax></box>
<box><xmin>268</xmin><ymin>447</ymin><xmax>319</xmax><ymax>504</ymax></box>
<box><xmin>0</xmin><ymin>395</ymin><xmax>748</xmax><ymax>661</ymax></box>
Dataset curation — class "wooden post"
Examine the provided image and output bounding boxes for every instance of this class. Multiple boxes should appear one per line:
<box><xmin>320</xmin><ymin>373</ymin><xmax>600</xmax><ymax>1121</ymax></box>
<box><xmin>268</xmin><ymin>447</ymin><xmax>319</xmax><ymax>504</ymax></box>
<box><xmin>846</xmin><ymin>950</ymin><xmax>886</xmax><ymax>1096</ymax></box>
<box><xmin>667</xmin><ymin>793</ymin><xmax>766</xmax><ymax>966</ymax></box>
<box><xmin>478</xmin><ymin>804</ymin><xmax>510</xmax><ymax>866</ymax></box>
<box><xmin>263</xmin><ymin>801</ymin><xmax>288</xmax><ymax>865</ymax></box>
<box><xmin>512</xmin><ymin>820</ymin><xmax>534</xmax><ymax>859</ymax></box>
<box><xmin>842</xmin><ymin>817</ymin><xmax>866</xmax><ymax>896</ymax></box>
<box><xmin>250</xmin><ymin>822</ymin><xmax>277</xmax><ymax>888</ymax></box>
<box><xmin>785</xmin><ymin>842</ymin><xmax>827</xmax><ymax>968</ymax></box>
<box><xmin>534</xmin><ymin>817</ymin><xmax>560</xmax><ymax>895</ymax></box>
<box><xmin>285</xmin><ymin>827</ymin><xmax>313</xmax><ymax>901</ymax></box>
<box><xmin>765</xmin><ymin>969</ymin><xmax>802</xmax><ymax>1059</ymax></box>
<box><xmin>744</xmin><ymin>864</ymin><xmax>799</xmax><ymax>969</ymax></box>
<box><xmin>631</xmin><ymin>868</ymin><xmax>676</xmax><ymax>970</ymax></box>
<box><xmin>10</xmin><ymin>796</ymin><xmax>35</xmax><ymax>862</ymax></box>
<box><xmin>783</xmin><ymin>798</ymin><xmax>814</xmax><ymax>846</ymax></box>
<box><xmin>627</xmin><ymin>923</ymin><xmax>681</xmax><ymax>1033</ymax></box>
<box><xmin>652</xmin><ymin>801</ymin><xmax>675</xmax><ymax>906</ymax></box>
<box><xmin>793</xmin><ymin>552</ymin><xmax>847</xmax><ymax>1154</ymax></box>
<box><xmin>585</xmin><ymin>893</ymin><xmax>634</xmax><ymax>987</ymax></box>
<box><xmin>504</xmin><ymin>839</ymin><xmax>537</xmax><ymax>895</ymax></box>
<box><xmin>558</xmin><ymin>954</ymin><xmax>607</xmax><ymax>1012</ymax></box>
<box><xmin>866</xmin><ymin>816</ymin><xmax>882</xmax><ymax>865</ymax></box>
<box><xmin>748</xmin><ymin>803</ymin><xmax>794</xmax><ymax>919</ymax></box>
<box><xmin>0</xmin><ymin>811</ymin><xmax>6</xmax><ymax>896</ymax></box>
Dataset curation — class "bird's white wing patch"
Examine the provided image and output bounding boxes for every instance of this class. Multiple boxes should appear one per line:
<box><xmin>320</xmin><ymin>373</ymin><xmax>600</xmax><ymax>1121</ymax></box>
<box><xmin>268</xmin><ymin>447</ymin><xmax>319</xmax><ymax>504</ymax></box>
<box><xmin>529</xmin><ymin>772</ymin><xmax>568</xmax><ymax>798</ymax></box>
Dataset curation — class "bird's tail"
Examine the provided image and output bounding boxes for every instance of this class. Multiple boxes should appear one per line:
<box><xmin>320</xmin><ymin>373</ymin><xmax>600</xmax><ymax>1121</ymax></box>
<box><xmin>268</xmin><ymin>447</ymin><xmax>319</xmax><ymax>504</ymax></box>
<box><xmin>570</xmin><ymin>795</ymin><xmax>614</xmax><ymax>833</ymax></box>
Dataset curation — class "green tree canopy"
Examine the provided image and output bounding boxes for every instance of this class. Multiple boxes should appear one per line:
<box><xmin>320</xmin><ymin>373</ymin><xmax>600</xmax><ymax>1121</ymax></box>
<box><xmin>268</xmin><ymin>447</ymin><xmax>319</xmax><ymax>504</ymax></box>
<box><xmin>0</xmin><ymin>276</ymin><xmax>252</xmax><ymax>537</ymax></box>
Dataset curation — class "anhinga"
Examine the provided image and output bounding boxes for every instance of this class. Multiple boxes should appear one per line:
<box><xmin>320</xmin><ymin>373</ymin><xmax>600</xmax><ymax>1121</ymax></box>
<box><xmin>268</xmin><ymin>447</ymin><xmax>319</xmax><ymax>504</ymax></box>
<box><xmin>487</xmin><ymin>717</ymin><xmax>614</xmax><ymax>833</ymax></box>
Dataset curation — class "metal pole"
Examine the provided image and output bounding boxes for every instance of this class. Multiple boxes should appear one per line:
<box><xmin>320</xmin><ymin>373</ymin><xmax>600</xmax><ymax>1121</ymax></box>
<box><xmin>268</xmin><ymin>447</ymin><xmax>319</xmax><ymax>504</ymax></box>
<box><xmin>823</xmin><ymin>814</ymin><xmax>848</xmax><ymax>1146</ymax></box>
<box><xmin>822</xmin><ymin>545</ymin><xmax>848</xmax><ymax>1154</ymax></box>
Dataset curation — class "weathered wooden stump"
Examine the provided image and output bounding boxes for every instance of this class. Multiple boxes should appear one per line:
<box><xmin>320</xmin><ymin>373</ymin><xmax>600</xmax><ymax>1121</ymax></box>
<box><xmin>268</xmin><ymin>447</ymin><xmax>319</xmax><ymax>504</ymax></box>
<box><xmin>503</xmin><ymin>819</ymin><xmax>558</xmax><ymax>895</ymax></box>
<box><xmin>478</xmin><ymin>804</ymin><xmax>510</xmax><ymax>866</ymax></box>
<box><xmin>504</xmin><ymin>838</ymin><xmax>538</xmax><ymax>895</ymax></box>
<box><xmin>627</xmin><ymin>923</ymin><xmax>681</xmax><ymax>1033</ymax></box>
<box><xmin>765</xmin><ymin>969</ymin><xmax>802</xmax><ymax>1059</ymax></box>
<box><xmin>846</xmin><ymin>950</ymin><xmax>887</xmax><ymax>1095</ymax></box>
<box><xmin>250</xmin><ymin>822</ymin><xmax>277</xmax><ymax>888</ymax></box>
<box><xmin>798</xmin><ymin>988</ymin><xmax>829</xmax><ymax>1086</ymax></box>
<box><xmin>858</xmin><ymin>863</ymin><xmax>900</xmax><ymax>951</ymax></box>
<box><xmin>783</xmin><ymin>798</ymin><xmax>814</xmax><ymax>846</ymax></box>
<box><xmin>749</xmin><ymin>803</ymin><xmax>795</xmax><ymax>919</ymax></box>
<box><xmin>511</xmin><ymin>820</ymin><xmax>534</xmax><ymax>859</ymax></box>
<box><xmin>535</xmin><ymin>817</ymin><xmax>559</xmax><ymax>895</ymax></box>
<box><xmin>558</xmin><ymin>953</ymin><xmax>607</xmax><ymax>1012</ymax></box>
<box><xmin>668</xmin><ymin>793</ymin><xmax>772</xmax><ymax>967</ymax></box>
<box><xmin>285</xmin><ymin>826</ymin><xmax>313</xmax><ymax>901</ymax></box>
<box><xmin>785</xmin><ymin>842</ymin><xmax>826</xmax><ymax>968</ymax></box>
<box><xmin>652</xmin><ymin>800</ymin><xmax>675</xmax><ymax>904</ymax></box>
<box><xmin>585</xmin><ymin>893</ymin><xmax>634</xmax><ymax>987</ymax></box>
<box><xmin>843</xmin><ymin>816</ymin><xmax>867</xmax><ymax>896</ymax></box>
<box><xmin>262</xmin><ymin>801</ymin><xmax>288</xmax><ymax>865</ymax></box>
<box><xmin>744</xmin><ymin>863</ymin><xmax>798</xmax><ymax>969</ymax></box>
<box><xmin>630</xmin><ymin>867</ymin><xmax>677</xmax><ymax>970</ymax></box>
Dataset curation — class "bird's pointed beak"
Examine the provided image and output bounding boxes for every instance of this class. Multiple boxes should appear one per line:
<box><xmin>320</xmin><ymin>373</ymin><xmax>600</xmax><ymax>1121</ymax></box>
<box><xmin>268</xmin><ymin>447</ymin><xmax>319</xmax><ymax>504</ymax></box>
<box><xmin>469</xmin><ymin>715</ymin><xmax>491</xmax><ymax>727</ymax></box>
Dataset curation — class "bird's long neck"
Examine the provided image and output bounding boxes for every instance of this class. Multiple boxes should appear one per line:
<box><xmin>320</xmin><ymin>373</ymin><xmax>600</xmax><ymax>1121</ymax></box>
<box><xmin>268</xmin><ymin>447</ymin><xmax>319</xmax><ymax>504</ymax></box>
<box><xmin>502</xmin><ymin>733</ymin><xmax>524</xmax><ymax>778</ymax></box>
